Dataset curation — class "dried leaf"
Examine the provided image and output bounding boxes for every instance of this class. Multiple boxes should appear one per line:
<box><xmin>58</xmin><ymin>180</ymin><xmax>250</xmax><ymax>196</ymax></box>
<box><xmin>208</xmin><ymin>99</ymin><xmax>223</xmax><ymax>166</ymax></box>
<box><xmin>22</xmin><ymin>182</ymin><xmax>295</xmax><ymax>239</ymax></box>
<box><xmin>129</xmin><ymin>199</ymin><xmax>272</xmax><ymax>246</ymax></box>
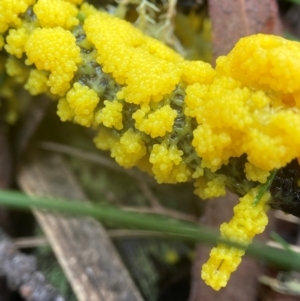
<box><xmin>208</xmin><ymin>0</ymin><xmax>282</xmax><ymax>60</ymax></box>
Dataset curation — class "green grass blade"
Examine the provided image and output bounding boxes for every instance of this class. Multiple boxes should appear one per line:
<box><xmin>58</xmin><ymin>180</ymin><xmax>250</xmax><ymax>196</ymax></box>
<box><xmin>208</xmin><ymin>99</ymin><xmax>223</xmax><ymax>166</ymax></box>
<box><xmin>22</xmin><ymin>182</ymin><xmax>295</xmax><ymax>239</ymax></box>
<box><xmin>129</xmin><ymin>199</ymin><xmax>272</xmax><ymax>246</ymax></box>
<box><xmin>0</xmin><ymin>189</ymin><xmax>299</xmax><ymax>271</ymax></box>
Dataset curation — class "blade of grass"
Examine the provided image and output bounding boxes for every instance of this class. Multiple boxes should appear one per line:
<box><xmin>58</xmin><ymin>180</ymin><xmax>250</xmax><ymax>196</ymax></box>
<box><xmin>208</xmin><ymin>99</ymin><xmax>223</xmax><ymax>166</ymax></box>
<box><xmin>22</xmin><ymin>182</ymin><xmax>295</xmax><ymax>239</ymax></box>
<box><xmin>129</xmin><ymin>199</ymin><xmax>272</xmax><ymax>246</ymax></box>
<box><xmin>0</xmin><ymin>189</ymin><xmax>299</xmax><ymax>270</ymax></box>
<box><xmin>270</xmin><ymin>231</ymin><xmax>296</xmax><ymax>254</ymax></box>
<box><xmin>253</xmin><ymin>169</ymin><xmax>277</xmax><ymax>206</ymax></box>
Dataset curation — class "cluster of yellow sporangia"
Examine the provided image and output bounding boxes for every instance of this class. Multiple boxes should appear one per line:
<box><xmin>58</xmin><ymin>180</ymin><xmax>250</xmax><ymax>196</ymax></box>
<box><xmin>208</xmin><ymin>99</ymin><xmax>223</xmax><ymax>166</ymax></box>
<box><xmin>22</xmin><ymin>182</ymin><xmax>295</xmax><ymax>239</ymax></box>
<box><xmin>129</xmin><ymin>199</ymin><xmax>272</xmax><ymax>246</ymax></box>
<box><xmin>1</xmin><ymin>0</ymin><xmax>300</xmax><ymax>290</ymax></box>
<box><xmin>202</xmin><ymin>188</ymin><xmax>270</xmax><ymax>290</ymax></box>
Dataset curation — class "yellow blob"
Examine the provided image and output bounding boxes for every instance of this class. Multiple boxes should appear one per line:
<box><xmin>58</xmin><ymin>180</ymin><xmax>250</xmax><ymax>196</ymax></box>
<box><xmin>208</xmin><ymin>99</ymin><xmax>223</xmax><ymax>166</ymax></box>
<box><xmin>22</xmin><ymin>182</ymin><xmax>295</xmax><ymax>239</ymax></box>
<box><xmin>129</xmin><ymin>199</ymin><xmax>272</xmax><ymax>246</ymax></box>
<box><xmin>0</xmin><ymin>35</ymin><xmax>4</xmax><ymax>49</ymax></box>
<box><xmin>78</xmin><ymin>3</ymin><xmax>98</xmax><ymax>18</ymax></box>
<box><xmin>4</xmin><ymin>3</ymin><xmax>300</xmax><ymax>292</ymax></box>
<box><xmin>65</xmin><ymin>0</ymin><xmax>84</xmax><ymax>4</ymax></box>
<box><xmin>201</xmin><ymin>189</ymin><xmax>270</xmax><ymax>290</ymax></box>
<box><xmin>218</xmin><ymin>34</ymin><xmax>300</xmax><ymax>94</ymax></box>
<box><xmin>111</xmin><ymin>129</ymin><xmax>146</xmax><ymax>168</ymax></box>
<box><xmin>25</xmin><ymin>27</ymin><xmax>81</xmax><ymax>95</ymax></box>
<box><xmin>149</xmin><ymin>143</ymin><xmax>185</xmax><ymax>183</ymax></box>
<box><xmin>0</xmin><ymin>0</ymin><xmax>34</xmax><ymax>33</ymax></box>
<box><xmin>5</xmin><ymin>56</ymin><xmax>29</xmax><ymax>84</ymax></box>
<box><xmin>133</xmin><ymin>104</ymin><xmax>177</xmax><ymax>138</ymax></box>
<box><xmin>194</xmin><ymin>175</ymin><xmax>226</xmax><ymax>199</ymax></box>
<box><xmin>95</xmin><ymin>100</ymin><xmax>123</xmax><ymax>130</ymax></box>
<box><xmin>5</xmin><ymin>27</ymin><xmax>29</xmax><ymax>58</ymax></box>
<box><xmin>244</xmin><ymin>163</ymin><xmax>270</xmax><ymax>184</ymax></box>
<box><xmin>24</xmin><ymin>69</ymin><xmax>49</xmax><ymax>95</ymax></box>
<box><xmin>164</xmin><ymin>250</ymin><xmax>179</xmax><ymax>264</ymax></box>
<box><xmin>34</xmin><ymin>0</ymin><xmax>79</xmax><ymax>29</ymax></box>
<box><xmin>84</xmin><ymin>12</ymin><xmax>183</xmax><ymax>104</ymax></box>
<box><xmin>65</xmin><ymin>82</ymin><xmax>99</xmax><ymax>127</ymax></box>
<box><xmin>181</xmin><ymin>60</ymin><xmax>216</xmax><ymax>85</ymax></box>
<box><xmin>57</xmin><ymin>97</ymin><xmax>74</xmax><ymax>122</ymax></box>
<box><xmin>192</xmin><ymin>124</ymin><xmax>233</xmax><ymax>171</ymax></box>
<box><xmin>94</xmin><ymin>127</ymin><xmax>118</xmax><ymax>151</ymax></box>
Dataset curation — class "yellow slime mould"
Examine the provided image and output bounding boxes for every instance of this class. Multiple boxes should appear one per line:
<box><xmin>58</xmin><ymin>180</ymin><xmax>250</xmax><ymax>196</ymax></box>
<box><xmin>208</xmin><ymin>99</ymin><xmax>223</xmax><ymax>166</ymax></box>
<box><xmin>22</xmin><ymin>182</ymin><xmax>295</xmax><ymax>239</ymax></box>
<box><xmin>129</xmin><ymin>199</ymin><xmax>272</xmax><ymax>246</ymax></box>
<box><xmin>1</xmin><ymin>0</ymin><xmax>300</xmax><ymax>290</ymax></box>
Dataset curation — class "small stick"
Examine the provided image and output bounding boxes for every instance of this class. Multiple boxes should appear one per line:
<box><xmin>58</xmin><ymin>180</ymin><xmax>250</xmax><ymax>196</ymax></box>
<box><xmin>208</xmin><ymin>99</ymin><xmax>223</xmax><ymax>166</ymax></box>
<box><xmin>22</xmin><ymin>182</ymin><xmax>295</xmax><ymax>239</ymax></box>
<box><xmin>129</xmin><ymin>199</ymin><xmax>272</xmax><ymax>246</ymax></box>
<box><xmin>13</xmin><ymin>236</ymin><xmax>49</xmax><ymax>249</ymax></box>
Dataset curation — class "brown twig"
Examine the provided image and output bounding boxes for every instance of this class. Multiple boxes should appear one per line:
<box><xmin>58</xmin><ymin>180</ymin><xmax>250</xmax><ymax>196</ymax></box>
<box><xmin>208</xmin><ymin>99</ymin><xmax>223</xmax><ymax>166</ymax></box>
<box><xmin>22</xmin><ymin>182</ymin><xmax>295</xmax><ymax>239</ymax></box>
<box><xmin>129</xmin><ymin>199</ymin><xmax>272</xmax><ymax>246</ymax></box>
<box><xmin>14</xmin><ymin>96</ymin><xmax>51</xmax><ymax>160</ymax></box>
<box><xmin>136</xmin><ymin>180</ymin><xmax>162</xmax><ymax>209</ymax></box>
<box><xmin>121</xmin><ymin>206</ymin><xmax>197</xmax><ymax>222</ymax></box>
<box><xmin>39</xmin><ymin>141</ymin><xmax>156</xmax><ymax>186</ymax></box>
<box><xmin>13</xmin><ymin>237</ymin><xmax>49</xmax><ymax>249</ymax></box>
<box><xmin>40</xmin><ymin>141</ymin><xmax>197</xmax><ymax>223</ymax></box>
<box><xmin>107</xmin><ymin>229</ymin><xmax>165</xmax><ymax>239</ymax></box>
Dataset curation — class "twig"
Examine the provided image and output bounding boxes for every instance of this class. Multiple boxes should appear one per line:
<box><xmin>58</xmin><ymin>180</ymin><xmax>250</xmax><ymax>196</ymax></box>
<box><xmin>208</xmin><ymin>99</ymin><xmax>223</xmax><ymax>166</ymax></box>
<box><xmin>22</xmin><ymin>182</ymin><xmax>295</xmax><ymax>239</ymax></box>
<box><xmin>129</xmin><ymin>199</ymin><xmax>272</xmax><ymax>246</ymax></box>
<box><xmin>136</xmin><ymin>181</ymin><xmax>199</xmax><ymax>222</ymax></box>
<box><xmin>136</xmin><ymin>181</ymin><xmax>162</xmax><ymax>209</ymax></box>
<box><xmin>40</xmin><ymin>141</ymin><xmax>196</xmax><ymax>223</ymax></box>
<box><xmin>13</xmin><ymin>236</ymin><xmax>49</xmax><ymax>249</ymax></box>
<box><xmin>267</xmin><ymin>240</ymin><xmax>300</xmax><ymax>254</ymax></box>
<box><xmin>0</xmin><ymin>227</ymin><xmax>65</xmax><ymax>301</ymax></box>
<box><xmin>274</xmin><ymin>210</ymin><xmax>300</xmax><ymax>224</ymax></box>
<box><xmin>121</xmin><ymin>206</ymin><xmax>197</xmax><ymax>222</ymax></box>
<box><xmin>14</xmin><ymin>96</ymin><xmax>51</xmax><ymax>160</ymax></box>
<box><xmin>107</xmin><ymin>229</ymin><xmax>165</xmax><ymax>239</ymax></box>
<box><xmin>39</xmin><ymin>141</ymin><xmax>156</xmax><ymax>186</ymax></box>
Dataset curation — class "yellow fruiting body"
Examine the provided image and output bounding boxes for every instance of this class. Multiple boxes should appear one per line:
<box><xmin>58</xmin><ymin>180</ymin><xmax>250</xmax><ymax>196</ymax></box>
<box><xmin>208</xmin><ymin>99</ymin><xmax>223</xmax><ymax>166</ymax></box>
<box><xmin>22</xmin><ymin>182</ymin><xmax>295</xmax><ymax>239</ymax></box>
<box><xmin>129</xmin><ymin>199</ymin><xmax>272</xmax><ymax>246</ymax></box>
<box><xmin>0</xmin><ymin>0</ymin><xmax>34</xmax><ymax>33</ymax></box>
<box><xmin>133</xmin><ymin>104</ymin><xmax>177</xmax><ymax>138</ymax></box>
<box><xmin>150</xmin><ymin>143</ymin><xmax>185</xmax><ymax>183</ymax></box>
<box><xmin>84</xmin><ymin>12</ymin><xmax>184</xmax><ymax>104</ymax></box>
<box><xmin>201</xmin><ymin>189</ymin><xmax>270</xmax><ymax>290</ymax></box>
<box><xmin>95</xmin><ymin>100</ymin><xmax>123</xmax><ymax>130</ymax></box>
<box><xmin>25</xmin><ymin>27</ymin><xmax>81</xmax><ymax>95</ymax></box>
<box><xmin>5</xmin><ymin>56</ymin><xmax>29</xmax><ymax>84</ymax></box>
<box><xmin>5</xmin><ymin>27</ymin><xmax>29</xmax><ymax>58</ymax></box>
<box><xmin>194</xmin><ymin>175</ymin><xmax>226</xmax><ymax>199</ymax></box>
<box><xmin>111</xmin><ymin>129</ymin><xmax>146</xmax><ymax>168</ymax></box>
<box><xmin>24</xmin><ymin>69</ymin><xmax>49</xmax><ymax>95</ymax></box>
<box><xmin>1</xmin><ymin>0</ymin><xmax>300</xmax><ymax>291</ymax></box>
<box><xmin>218</xmin><ymin>34</ymin><xmax>300</xmax><ymax>94</ymax></box>
<box><xmin>33</xmin><ymin>0</ymin><xmax>79</xmax><ymax>29</ymax></box>
<box><xmin>244</xmin><ymin>163</ymin><xmax>270</xmax><ymax>184</ymax></box>
<box><xmin>64</xmin><ymin>0</ymin><xmax>84</xmax><ymax>4</ymax></box>
<box><xmin>0</xmin><ymin>35</ymin><xmax>4</xmax><ymax>49</ymax></box>
<box><xmin>64</xmin><ymin>82</ymin><xmax>99</xmax><ymax>127</ymax></box>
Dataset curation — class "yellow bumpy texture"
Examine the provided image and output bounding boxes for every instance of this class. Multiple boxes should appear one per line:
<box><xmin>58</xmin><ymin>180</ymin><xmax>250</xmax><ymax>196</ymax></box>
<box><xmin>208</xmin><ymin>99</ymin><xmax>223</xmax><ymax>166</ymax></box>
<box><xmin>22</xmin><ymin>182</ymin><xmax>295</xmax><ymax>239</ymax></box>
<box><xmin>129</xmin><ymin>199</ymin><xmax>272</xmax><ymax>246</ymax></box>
<box><xmin>63</xmin><ymin>82</ymin><xmax>99</xmax><ymax>127</ymax></box>
<box><xmin>25</xmin><ymin>27</ymin><xmax>81</xmax><ymax>95</ymax></box>
<box><xmin>84</xmin><ymin>12</ymin><xmax>184</xmax><ymax>104</ymax></box>
<box><xmin>201</xmin><ymin>189</ymin><xmax>270</xmax><ymax>290</ymax></box>
<box><xmin>0</xmin><ymin>0</ymin><xmax>34</xmax><ymax>33</ymax></box>
<box><xmin>2</xmin><ymin>0</ymin><xmax>300</xmax><ymax>291</ymax></box>
<box><xmin>95</xmin><ymin>100</ymin><xmax>123</xmax><ymax>130</ymax></box>
<box><xmin>33</xmin><ymin>0</ymin><xmax>79</xmax><ymax>29</ymax></box>
<box><xmin>133</xmin><ymin>104</ymin><xmax>177</xmax><ymax>138</ymax></box>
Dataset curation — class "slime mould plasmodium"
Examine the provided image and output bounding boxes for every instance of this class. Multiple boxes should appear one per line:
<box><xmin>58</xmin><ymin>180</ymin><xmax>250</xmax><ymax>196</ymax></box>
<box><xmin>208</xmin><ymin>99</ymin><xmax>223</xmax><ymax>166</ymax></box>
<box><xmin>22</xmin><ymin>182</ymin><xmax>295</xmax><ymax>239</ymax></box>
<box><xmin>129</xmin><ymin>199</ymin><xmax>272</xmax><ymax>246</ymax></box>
<box><xmin>1</xmin><ymin>0</ymin><xmax>300</xmax><ymax>290</ymax></box>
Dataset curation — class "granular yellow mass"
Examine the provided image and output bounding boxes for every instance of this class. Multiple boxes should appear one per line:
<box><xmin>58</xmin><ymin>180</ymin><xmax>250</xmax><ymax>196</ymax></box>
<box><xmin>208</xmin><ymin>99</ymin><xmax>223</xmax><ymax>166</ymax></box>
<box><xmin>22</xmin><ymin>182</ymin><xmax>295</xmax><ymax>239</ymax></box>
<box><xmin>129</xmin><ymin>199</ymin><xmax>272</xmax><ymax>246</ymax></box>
<box><xmin>34</xmin><ymin>0</ymin><xmax>79</xmax><ymax>29</ymax></box>
<box><xmin>95</xmin><ymin>100</ymin><xmax>123</xmax><ymax>130</ymax></box>
<box><xmin>25</xmin><ymin>27</ymin><xmax>81</xmax><ymax>95</ymax></box>
<box><xmin>0</xmin><ymin>0</ymin><xmax>34</xmax><ymax>33</ymax></box>
<box><xmin>2</xmin><ymin>0</ymin><xmax>300</xmax><ymax>291</ymax></box>
<box><xmin>84</xmin><ymin>12</ymin><xmax>183</xmax><ymax>104</ymax></box>
<box><xmin>65</xmin><ymin>82</ymin><xmax>99</xmax><ymax>127</ymax></box>
<box><xmin>133</xmin><ymin>104</ymin><xmax>177</xmax><ymax>138</ymax></box>
<box><xmin>202</xmin><ymin>189</ymin><xmax>270</xmax><ymax>290</ymax></box>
